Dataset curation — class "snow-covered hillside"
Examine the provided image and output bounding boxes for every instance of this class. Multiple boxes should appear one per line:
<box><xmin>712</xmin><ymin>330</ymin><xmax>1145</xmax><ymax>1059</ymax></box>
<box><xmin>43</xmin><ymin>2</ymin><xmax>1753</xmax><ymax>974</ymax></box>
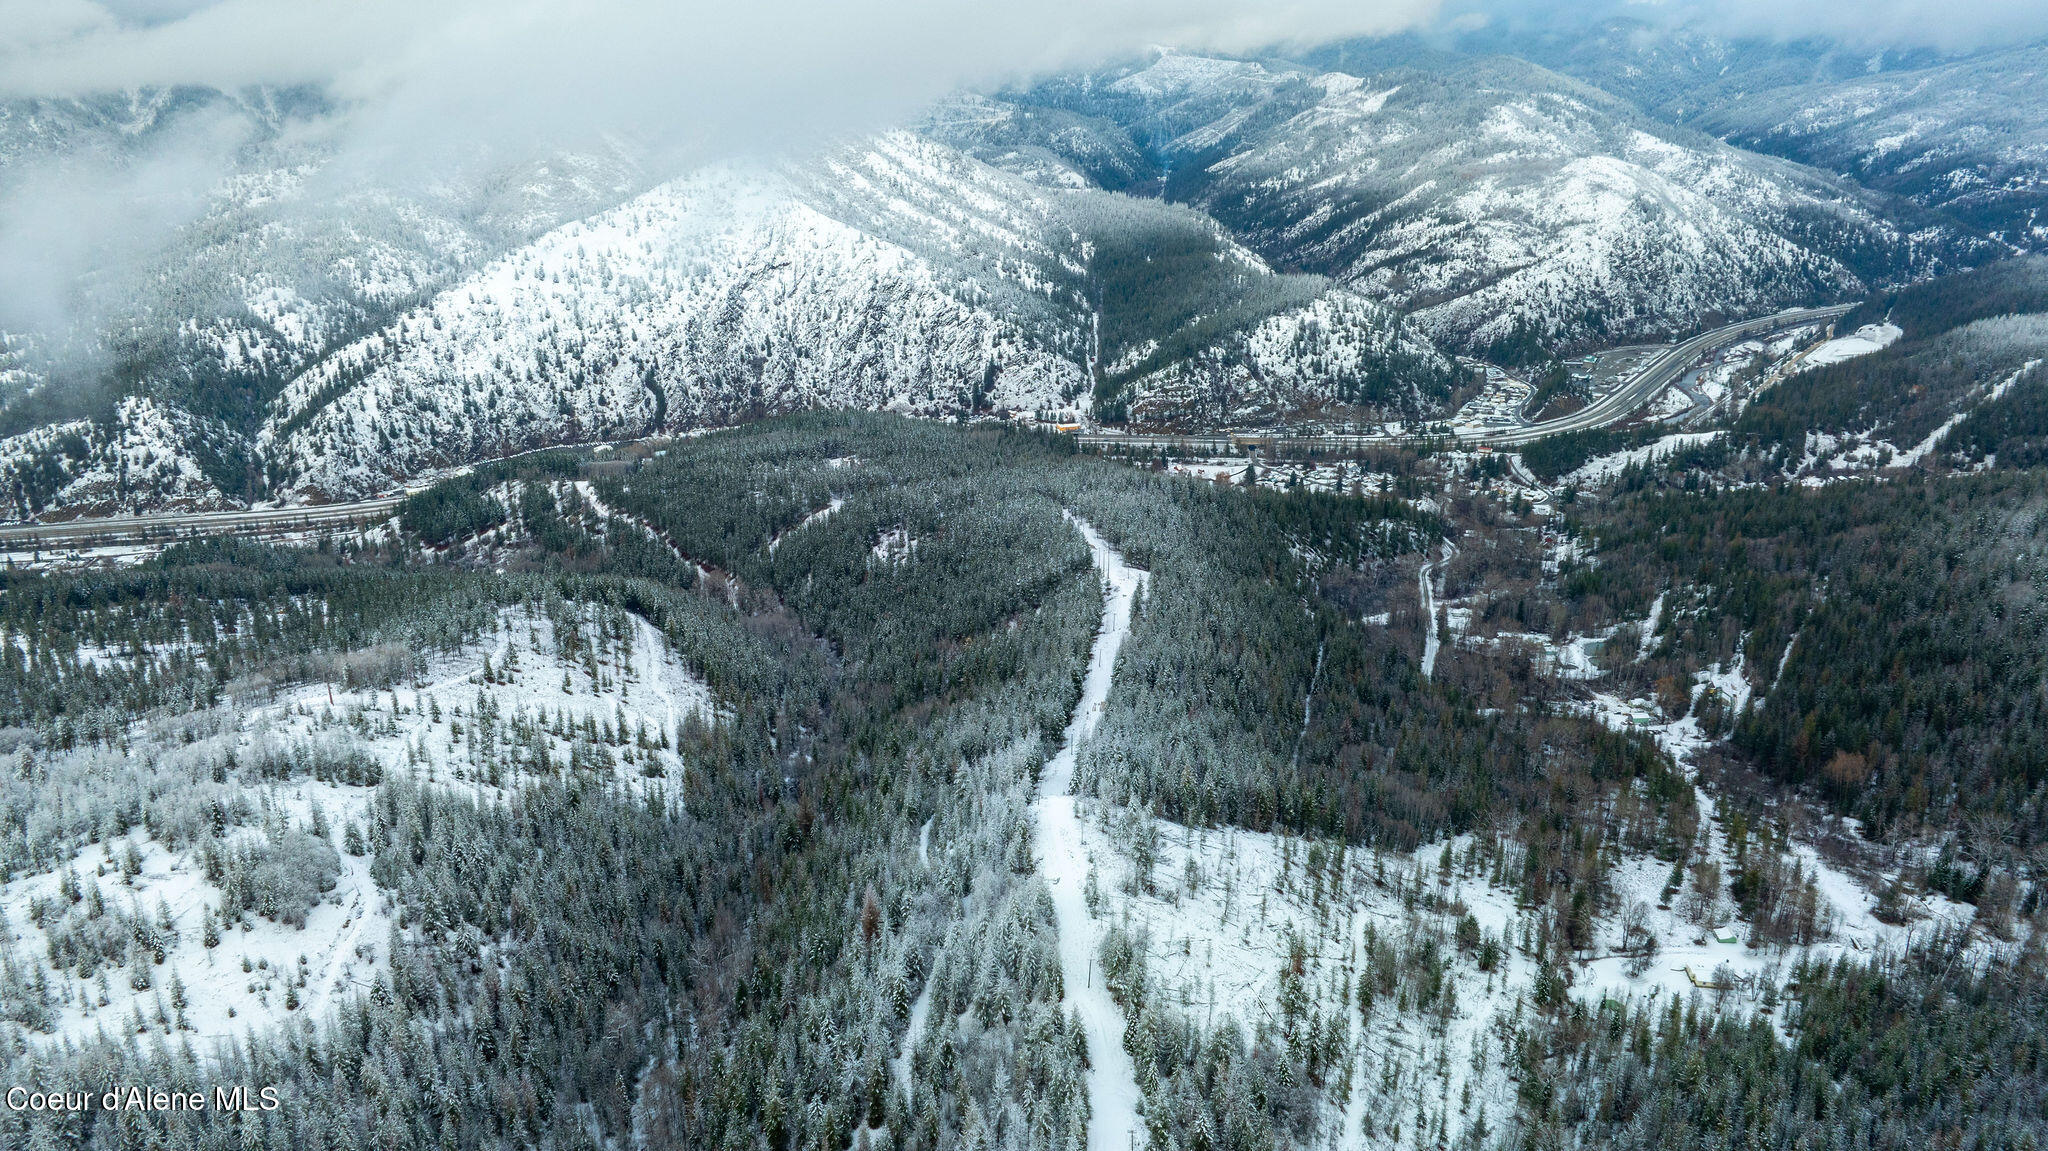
<box><xmin>1399</xmin><ymin>18</ymin><xmax>2040</xmax><ymax>249</ymax></box>
<box><xmin>0</xmin><ymin>86</ymin><xmax>647</xmax><ymax>516</ymax></box>
<box><xmin>0</xmin><ymin>89</ymin><xmax>643</xmax><ymax>412</ymax></box>
<box><xmin>1693</xmin><ymin>44</ymin><xmax>2048</xmax><ymax>250</ymax></box>
<box><xmin>0</xmin><ymin>397</ymin><xmax>239</xmax><ymax>519</ymax></box>
<box><xmin>0</xmin><ymin>598</ymin><xmax>713</xmax><ymax>1049</ymax></box>
<box><xmin>258</xmin><ymin>149</ymin><xmax>1088</xmax><ymax>500</ymax></box>
<box><xmin>0</xmin><ymin>45</ymin><xmax>2009</xmax><ymax>516</ymax></box>
<box><xmin>2</xmin><ymin>119</ymin><xmax>1444</xmax><ymax>510</ymax></box>
<box><xmin>1119</xmin><ymin>289</ymin><xmax>1450</xmax><ymax>425</ymax></box>
<box><xmin>260</xmin><ymin>134</ymin><xmax>1443</xmax><ymax>499</ymax></box>
<box><xmin>1007</xmin><ymin>52</ymin><xmax>1974</xmax><ymax>354</ymax></box>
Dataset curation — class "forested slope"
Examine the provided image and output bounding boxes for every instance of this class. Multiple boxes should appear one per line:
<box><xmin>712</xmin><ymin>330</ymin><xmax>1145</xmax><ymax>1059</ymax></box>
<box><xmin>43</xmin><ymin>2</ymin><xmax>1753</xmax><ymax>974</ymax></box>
<box><xmin>1</xmin><ymin>414</ymin><xmax>1491</xmax><ymax>1150</ymax></box>
<box><xmin>0</xmin><ymin>413</ymin><xmax>2042</xmax><ymax>1150</ymax></box>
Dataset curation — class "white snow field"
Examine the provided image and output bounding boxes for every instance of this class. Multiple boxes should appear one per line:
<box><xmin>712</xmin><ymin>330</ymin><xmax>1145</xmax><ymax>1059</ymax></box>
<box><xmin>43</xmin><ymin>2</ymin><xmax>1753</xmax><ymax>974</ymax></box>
<box><xmin>1037</xmin><ymin>514</ymin><xmax>1150</xmax><ymax>1151</ymax></box>
<box><xmin>0</xmin><ymin>800</ymin><xmax>388</xmax><ymax>1047</ymax></box>
<box><xmin>1565</xmin><ymin>431</ymin><xmax>1723</xmax><ymax>486</ymax></box>
<box><xmin>1075</xmin><ymin>816</ymin><xmax>1534</xmax><ymax>1148</ymax></box>
<box><xmin>1072</xmin><ymin>793</ymin><xmax>1976</xmax><ymax>1150</ymax></box>
<box><xmin>1795</xmin><ymin>322</ymin><xmax>1902</xmax><ymax>372</ymax></box>
<box><xmin>249</xmin><ymin>604</ymin><xmax>716</xmax><ymax>801</ymax></box>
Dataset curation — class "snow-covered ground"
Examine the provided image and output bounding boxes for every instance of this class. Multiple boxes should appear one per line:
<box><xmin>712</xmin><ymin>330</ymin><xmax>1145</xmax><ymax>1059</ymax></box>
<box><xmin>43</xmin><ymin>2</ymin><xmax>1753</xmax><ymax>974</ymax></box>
<box><xmin>0</xmin><ymin>398</ymin><xmax>241</xmax><ymax>522</ymax></box>
<box><xmin>1647</xmin><ymin>382</ymin><xmax>1696</xmax><ymax>421</ymax></box>
<box><xmin>1419</xmin><ymin>541</ymin><xmax>1453</xmax><ymax>680</ymax></box>
<box><xmin>0</xmin><ymin>792</ymin><xmax>386</xmax><ymax>1047</ymax></box>
<box><xmin>0</xmin><ymin>540</ymin><xmax>167</xmax><ymax>573</ymax></box>
<box><xmin>1061</xmin><ymin>554</ymin><xmax>1994</xmax><ymax>1148</ymax></box>
<box><xmin>1158</xmin><ymin>457</ymin><xmax>1397</xmax><ymax>498</ymax></box>
<box><xmin>1566</xmin><ymin>431</ymin><xmax>1723</xmax><ymax>486</ymax></box>
<box><xmin>871</xmin><ymin>526</ymin><xmax>919</xmax><ymax>565</ymax></box>
<box><xmin>1036</xmin><ymin>514</ymin><xmax>1149</xmax><ymax>1151</ymax></box>
<box><xmin>1826</xmin><ymin>354</ymin><xmax>2031</xmax><ymax>471</ymax></box>
<box><xmin>1074</xmin><ymin>811</ymin><xmax>1532</xmax><ymax>1149</ymax></box>
<box><xmin>893</xmin><ymin>820</ymin><xmax>937</xmax><ymax>1099</ymax></box>
<box><xmin>1637</xmin><ymin>592</ymin><xmax>1665</xmax><ymax>660</ymax></box>
<box><xmin>0</xmin><ymin>603</ymin><xmax>716</xmax><ymax>1051</ymax></box>
<box><xmin>1567</xmin><ymin>668</ymin><xmax>1980</xmax><ymax>999</ymax></box>
<box><xmin>251</xmin><ymin>605</ymin><xmax>715</xmax><ymax>798</ymax></box>
<box><xmin>1787</xmin><ymin>358</ymin><xmax>2045</xmax><ymax>480</ymax></box>
<box><xmin>1795</xmin><ymin>323</ymin><xmax>1902</xmax><ymax>372</ymax></box>
<box><xmin>1074</xmin><ymin>718</ymin><xmax>1978</xmax><ymax>1151</ymax></box>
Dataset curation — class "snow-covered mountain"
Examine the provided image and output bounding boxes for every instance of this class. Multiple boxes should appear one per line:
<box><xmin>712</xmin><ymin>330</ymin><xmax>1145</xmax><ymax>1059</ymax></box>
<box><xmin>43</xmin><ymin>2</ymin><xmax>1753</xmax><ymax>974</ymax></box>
<box><xmin>0</xmin><ymin>41</ymin><xmax>2013</xmax><ymax>514</ymax></box>
<box><xmin>0</xmin><ymin>87</ymin><xmax>645</xmax><ymax>514</ymax></box>
<box><xmin>0</xmin><ymin>397</ymin><xmax>241</xmax><ymax>519</ymax></box>
<box><xmin>262</xmin><ymin>133</ymin><xmax>1447</xmax><ymax>498</ymax></box>
<box><xmin>975</xmin><ymin>52</ymin><xmax>1980</xmax><ymax>357</ymax></box>
<box><xmin>0</xmin><ymin>88</ymin><xmax>644</xmax><ymax>414</ymax></box>
<box><xmin>259</xmin><ymin>149</ymin><xmax>1086</xmax><ymax>500</ymax></box>
<box><xmin>1690</xmin><ymin>45</ymin><xmax>2048</xmax><ymax>250</ymax></box>
<box><xmin>0</xmin><ymin>88</ymin><xmax>1452</xmax><ymax>510</ymax></box>
<box><xmin>1423</xmin><ymin>21</ymin><xmax>2048</xmax><ymax>252</ymax></box>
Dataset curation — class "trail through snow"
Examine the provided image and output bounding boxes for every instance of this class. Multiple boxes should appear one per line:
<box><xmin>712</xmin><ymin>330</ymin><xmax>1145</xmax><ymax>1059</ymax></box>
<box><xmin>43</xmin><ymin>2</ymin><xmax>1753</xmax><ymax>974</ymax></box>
<box><xmin>895</xmin><ymin>817</ymin><xmax>939</xmax><ymax>1100</ymax></box>
<box><xmin>1637</xmin><ymin>591</ymin><xmax>1666</xmax><ymax>661</ymax></box>
<box><xmin>768</xmin><ymin>497</ymin><xmax>843</xmax><ymax>553</ymax></box>
<box><xmin>1038</xmin><ymin>513</ymin><xmax>1149</xmax><ymax>1151</ymax></box>
<box><xmin>893</xmin><ymin>972</ymin><xmax>934</xmax><ymax>1105</ymax></box>
<box><xmin>1419</xmin><ymin>540</ymin><xmax>1453</xmax><ymax>680</ymax></box>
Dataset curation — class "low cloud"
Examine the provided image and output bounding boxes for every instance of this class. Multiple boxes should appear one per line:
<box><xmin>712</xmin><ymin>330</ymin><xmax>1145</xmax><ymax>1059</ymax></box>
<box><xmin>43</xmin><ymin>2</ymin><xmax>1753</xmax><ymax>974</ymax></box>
<box><xmin>2</xmin><ymin>0</ymin><xmax>2036</xmax><ymax>356</ymax></box>
<box><xmin>0</xmin><ymin>100</ymin><xmax>258</xmax><ymax>342</ymax></box>
<box><xmin>1442</xmin><ymin>0</ymin><xmax>2048</xmax><ymax>51</ymax></box>
<box><xmin>0</xmin><ymin>0</ymin><xmax>1446</xmax><ymax>343</ymax></box>
<box><xmin>1676</xmin><ymin>0</ymin><xmax>2048</xmax><ymax>52</ymax></box>
<box><xmin>0</xmin><ymin>0</ymin><xmax>1446</xmax><ymax>165</ymax></box>
<box><xmin>0</xmin><ymin>0</ymin><xmax>1458</xmax><ymax>337</ymax></box>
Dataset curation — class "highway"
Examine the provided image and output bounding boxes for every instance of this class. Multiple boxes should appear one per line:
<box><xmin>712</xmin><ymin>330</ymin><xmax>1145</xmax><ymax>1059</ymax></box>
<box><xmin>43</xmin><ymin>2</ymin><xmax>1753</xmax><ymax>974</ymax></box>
<box><xmin>1080</xmin><ymin>303</ymin><xmax>1855</xmax><ymax>455</ymax></box>
<box><xmin>0</xmin><ymin>305</ymin><xmax>1854</xmax><ymax>554</ymax></box>
<box><xmin>0</xmin><ymin>435</ymin><xmax>643</xmax><ymax>554</ymax></box>
<box><xmin>1476</xmin><ymin>303</ymin><xmax>1853</xmax><ymax>445</ymax></box>
<box><xmin>0</xmin><ymin>496</ymin><xmax>404</xmax><ymax>552</ymax></box>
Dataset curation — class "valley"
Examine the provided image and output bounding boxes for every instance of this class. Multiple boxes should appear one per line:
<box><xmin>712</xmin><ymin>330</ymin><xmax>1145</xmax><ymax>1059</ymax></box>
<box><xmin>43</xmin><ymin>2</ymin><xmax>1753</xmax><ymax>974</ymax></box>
<box><xmin>2</xmin><ymin>9</ymin><xmax>2047</xmax><ymax>1151</ymax></box>
<box><xmin>2</xmin><ymin>37</ymin><xmax>1995</xmax><ymax>521</ymax></box>
<box><xmin>0</xmin><ymin>303</ymin><xmax>1859</xmax><ymax>568</ymax></box>
<box><xmin>1</xmin><ymin>390</ymin><xmax>2045</xmax><ymax>1149</ymax></box>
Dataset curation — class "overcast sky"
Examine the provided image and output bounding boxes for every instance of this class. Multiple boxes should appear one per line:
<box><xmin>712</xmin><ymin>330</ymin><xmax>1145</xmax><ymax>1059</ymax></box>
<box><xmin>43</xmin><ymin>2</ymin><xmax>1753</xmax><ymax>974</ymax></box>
<box><xmin>8</xmin><ymin>0</ymin><xmax>2046</xmax><ymax>165</ymax></box>
<box><xmin>1461</xmin><ymin>0</ymin><xmax>2048</xmax><ymax>51</ymax></box>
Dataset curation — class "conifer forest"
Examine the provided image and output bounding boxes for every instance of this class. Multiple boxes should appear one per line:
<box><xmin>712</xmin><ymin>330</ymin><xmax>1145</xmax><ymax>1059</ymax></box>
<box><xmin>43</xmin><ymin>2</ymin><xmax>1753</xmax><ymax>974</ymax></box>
<box><xmin>6</xmin><ymin>5</ymin><xmax>2048</xmax><ymax>1150</ymax></box>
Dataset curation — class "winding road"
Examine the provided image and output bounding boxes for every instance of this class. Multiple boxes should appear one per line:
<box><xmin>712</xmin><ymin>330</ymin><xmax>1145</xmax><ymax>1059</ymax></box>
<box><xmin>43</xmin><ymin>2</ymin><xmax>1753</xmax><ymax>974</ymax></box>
<box><xmin>0</xmin><ymin>308</ymin><xmax>1853</xmax><ymax>555</ymax></box>
<box><xmin>1418</xmin><ymin>541</ymin><xmax>1454</xmax><ymax>681</ymax></box>
<box><xmin>1079</xmin><ymin>304</ymin><xmax>1855</xmax><ymax>456</ymax></box>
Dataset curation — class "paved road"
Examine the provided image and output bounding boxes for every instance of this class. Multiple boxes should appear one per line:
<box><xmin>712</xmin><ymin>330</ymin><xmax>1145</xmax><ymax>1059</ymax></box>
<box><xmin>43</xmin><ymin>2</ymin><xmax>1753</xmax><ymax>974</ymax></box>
<box><xmin>0</xmin><ymin>435</ymin><xmax>646</xmax><ymax>553</ymax></box>
<box><xmin>1081</xmin><ymin>304</ymin><xmax>1855</xmax><ymax>455</ymax></box>
<box><xmin>0</xmin><ymin>307</ymin><xmax>1853</xmax><ymax>552</ymax></box>
<box><xmin>1479</xmin><ymin>303</ymin><xmax>1853</xmax><ymax>445</ymax></box>
<box><xmin>0</xmin><ymin>496</ymin><xmax>404</xmax><ymax>552</ymax></box>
